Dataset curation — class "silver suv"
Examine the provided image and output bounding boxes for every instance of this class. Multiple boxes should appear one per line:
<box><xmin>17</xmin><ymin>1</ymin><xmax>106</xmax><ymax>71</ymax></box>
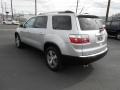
<box><xmin>15</xmin><ymin>11</ymin><xmax>108</xmax><ymax>71</ymax></box>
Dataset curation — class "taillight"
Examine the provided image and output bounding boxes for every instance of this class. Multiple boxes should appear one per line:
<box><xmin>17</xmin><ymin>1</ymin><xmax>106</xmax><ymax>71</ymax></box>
<box><xmin>103</xmin><ymin>25</ymin><xmax>106</xmax><ymax>30</ymax></box>
<box><xmin>99</xmin><ymin>28</ymin><xmax>104</xmax><ymax>32</ymax></box>
<box><xmin>69</xmin><ymin>34</ymin><xmax>89</xmax><ymax>44</ymax></box>
<box><xmin>99</xmin><ymin>25</ymin><xmax>106</xmax><ymax>33</ymax></box>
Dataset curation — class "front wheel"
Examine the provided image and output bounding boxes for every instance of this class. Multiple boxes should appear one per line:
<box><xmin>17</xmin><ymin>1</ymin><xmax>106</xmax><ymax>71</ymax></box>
<box><xmin>15</xmin><ymin>34</ymin><xmax>23</xmax><ymax>48</ymax></box>
<box><xmin>45</xmin><ymin>46</ymin><xmax>62</xmax><ymax>71</ymax></box>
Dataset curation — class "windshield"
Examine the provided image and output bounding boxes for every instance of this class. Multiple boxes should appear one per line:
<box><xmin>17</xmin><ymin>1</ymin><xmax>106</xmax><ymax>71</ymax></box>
<box><xmin>78</xmin><ymin>17</ymin><xmax>103</xmax><ymax>30</ymax></box>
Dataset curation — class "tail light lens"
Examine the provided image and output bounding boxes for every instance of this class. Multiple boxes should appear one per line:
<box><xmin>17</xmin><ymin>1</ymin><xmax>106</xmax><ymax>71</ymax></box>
<box><xmin>99</xmin><ymin>27</ymin><xmax>104</xmax><ymax>32</ymax></box>
<box><xmin>69</xmin><ymin>34</ymin><xmax>89</xmax><ymax>44</ymax></box>
<box><xmin>102</xmin><ymin>25</ymin><xmax>106</xmax><ymax>30</ymax></box>
<box><xmin>99</xmin><ymin>25</ymin><xmax>106</xmax><ymax>33</ymax></box>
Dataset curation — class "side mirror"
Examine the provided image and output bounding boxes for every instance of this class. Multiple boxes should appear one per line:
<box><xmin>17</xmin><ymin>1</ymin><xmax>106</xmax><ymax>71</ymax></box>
<box><xmin>19</xmin><ymin>24</ymin><xmax>24</xmax><ymax>28</ymax></box>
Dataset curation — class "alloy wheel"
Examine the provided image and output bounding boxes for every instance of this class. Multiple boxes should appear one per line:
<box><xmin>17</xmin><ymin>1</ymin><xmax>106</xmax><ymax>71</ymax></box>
<box><xmin>47</xmin><ymin>50</ymin><xmax>58</xmax><ymax>69</ymax></box>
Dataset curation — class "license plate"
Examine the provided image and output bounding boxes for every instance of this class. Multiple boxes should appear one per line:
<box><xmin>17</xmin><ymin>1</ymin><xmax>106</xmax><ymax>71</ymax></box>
<box><xmin>97</xmin><ymin>35</ymin><xmax>103</xmax><ymax>41</ymax></box>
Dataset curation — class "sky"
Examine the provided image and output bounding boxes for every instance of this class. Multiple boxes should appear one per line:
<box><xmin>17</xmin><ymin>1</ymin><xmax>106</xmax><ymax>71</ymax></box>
<box><xmin>0</xmin><ymin>0</ymin><xmax>120</xmax><ymax>16</ymax></box>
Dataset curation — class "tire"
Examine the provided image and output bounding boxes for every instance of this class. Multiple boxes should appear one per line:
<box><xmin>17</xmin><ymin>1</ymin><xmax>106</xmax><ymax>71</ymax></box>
<box><xmin>116</xmin><ymin>33</ymin><xmax>120</xmax><ymax>40</ymax></box>
<box><xmin>45</xmin><ymin>46</ymin><xmax>62</xmax><ymax>71</ymax></box>
<box><xmin>15</xmin><ymin>34</ymin><xmax>23</xmax><ymax>48</ymax></box>
<box><xmin>3</xmin><ymin>22</ymin><xmax>5</xmax><ymax>24</ymax></box>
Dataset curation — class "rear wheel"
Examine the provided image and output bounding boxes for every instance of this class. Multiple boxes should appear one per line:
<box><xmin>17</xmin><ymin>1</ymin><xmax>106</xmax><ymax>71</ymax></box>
<box><xmin>45</xmin><ymin>46</ymin><xmax>62</xmax><ymax>71</ymax></box>
<box><xmin>15</xmin><ymin>34</ymin><xmax>23</xmax><ymax>48</ymax></box>
<box><xmin>3</xmin><ymin>22</ymin><xmax>5</xmax><ymax>24</ymax></box>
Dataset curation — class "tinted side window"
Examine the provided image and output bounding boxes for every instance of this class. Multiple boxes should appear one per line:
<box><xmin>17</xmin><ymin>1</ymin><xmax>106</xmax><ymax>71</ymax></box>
<box><xmin>111</xmin><ymin>21</ymin><xmax>120</xmax><ymax>30</ymax></box>
<box><xmin>111</xmin><ymin>21</ymin><xmax>119</xmax><ymax>26</ymax></box>
<box><xmin>52</xmin><ymin>16</ymin><xmax>72</xmax><ymax>30</ymax></box>
<box><xmin>34</xmin><ymin>16</ymin><xmax>48</xmax><ymax>28</ymax></box>
<box><xmin>24</xmin><ymin>17</ymin><xmax>36</xmax><ymax>28</ymax></box>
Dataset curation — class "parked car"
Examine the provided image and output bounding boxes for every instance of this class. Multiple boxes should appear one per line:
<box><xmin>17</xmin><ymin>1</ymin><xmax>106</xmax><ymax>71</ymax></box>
<box><xmin>12</xmin><ymin>20</ymin><xmax>20</xmax><ymax>25</ymax></box>
<box><xmin>106</xmin><ymin>20</ymin><xmax>120</xmax><ymax>39</ymax></box>
<box><xmin>15</xmin><ymin>11</ymin><xmax>108</xmax><ymax>71</ymax></box>
<box><xmin>2</xmin><ymin>20</ymin><xmax>19</xmax><ymax>25</ymax></box>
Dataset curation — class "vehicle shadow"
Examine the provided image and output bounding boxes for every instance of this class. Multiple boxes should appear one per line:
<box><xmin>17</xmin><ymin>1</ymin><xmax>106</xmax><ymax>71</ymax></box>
<box><xmin>19</xmin><ymin>44</ymin><xmax>94</xmax><ymax>90</ymax></box>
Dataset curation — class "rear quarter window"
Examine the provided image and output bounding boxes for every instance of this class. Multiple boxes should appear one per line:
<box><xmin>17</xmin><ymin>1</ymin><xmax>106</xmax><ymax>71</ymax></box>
<box><xmin>52</xmin><ymin>15</ymin><xmax>72</xmax><ymax>30</ymax></box>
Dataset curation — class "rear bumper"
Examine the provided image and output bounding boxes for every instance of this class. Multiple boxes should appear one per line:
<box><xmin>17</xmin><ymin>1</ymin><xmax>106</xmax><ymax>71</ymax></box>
<box><xmin>63</xmin><ymin>48</ymin><xmax>108</xmax><ymax>64</ymax></box>
<box><xmin>80</xmin><ymin>48</ymin><xmax>108</xmax><ymax>58</ymax></box>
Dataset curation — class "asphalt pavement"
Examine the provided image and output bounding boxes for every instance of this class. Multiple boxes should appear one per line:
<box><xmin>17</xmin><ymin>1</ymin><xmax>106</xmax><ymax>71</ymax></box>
<box><xmin>0</xmin><ymin>24</ymin><xmax>120</xmax><ymax>90</ymax></box>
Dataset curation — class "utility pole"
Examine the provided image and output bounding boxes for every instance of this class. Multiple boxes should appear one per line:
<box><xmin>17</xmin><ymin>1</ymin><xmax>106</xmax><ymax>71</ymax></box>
<box><xmin>5</xmin><ymin>2</ymin><xmax>7</xmax><ymax>13</ymax></box>
<box><xmin>35</xmin><ymin>0</ymin><xmax>37</xmax><ymax>15</ymax></box>
<box><xmin>11</xmin><ymin>0</ymin><xmax>14</xmax><ymax>20</ymax></box>
<box><xmin>1</xmin><ymin>0</ymin><xmax>4</xmax><ymax>21</ymax></box>
<box><xmin>76</xmin><ymin>0</ymin><xmax>79</xmax><ymax>14</ymax></box>
<box><xmin>106</xmin><ymin>0</ymin><xmax>111</xmax><ymax>22</ymax></box>
<box><xmin>5</xmin><ymin>2</ymin><xmax>7</xmax><ymax>20</ymax></box>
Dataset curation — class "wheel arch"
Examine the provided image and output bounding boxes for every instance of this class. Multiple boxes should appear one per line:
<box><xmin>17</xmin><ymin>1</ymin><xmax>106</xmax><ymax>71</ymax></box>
<box><xmin>15</xmin><ymin>32</ymin><xmax>21</xmax><ymax>41</ymax></box>
<box><xmin>44</xmin><ymin>42</ymin><xmax>62</xmax><ymax>54</ymax></box>
<box><xmin>15</xmin><ymin>32</ymin><xmax>19</xmax><ymax>37</ymax></box>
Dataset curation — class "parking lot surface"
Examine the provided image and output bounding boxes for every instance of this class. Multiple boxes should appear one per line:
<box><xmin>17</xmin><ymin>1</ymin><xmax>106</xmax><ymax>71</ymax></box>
<box><xmin>0</xmin><ymin>25</ymin><xmax>120</xmax><ymax>90</ymax></box>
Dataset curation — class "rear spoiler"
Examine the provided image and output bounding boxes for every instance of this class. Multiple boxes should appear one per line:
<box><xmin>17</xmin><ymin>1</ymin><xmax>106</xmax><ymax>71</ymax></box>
<box><xmin>77</xmin><ymin>15</ymin><xmax>99</xmax><ymax>18</ymax></box>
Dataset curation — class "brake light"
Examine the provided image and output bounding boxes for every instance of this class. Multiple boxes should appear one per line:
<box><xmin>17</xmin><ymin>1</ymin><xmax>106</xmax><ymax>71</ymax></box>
<box><xmin>69</xmin><ymin>34</ymin><xmax>89</xmax><ymax>44</ymax></box>
<box><xmin>103</xmin><ymin>25</ymin><xmax>106</xmax><ymax>30</ymax></box>
<box><xmin>99</xmin><ymin>25</ymin><xmax>106</xmax><ymax>33</ymax></box>
<box><xmin>99</xmin><ymin>28</ymin><xmax>104</xmax><ymax>33</ymax></box>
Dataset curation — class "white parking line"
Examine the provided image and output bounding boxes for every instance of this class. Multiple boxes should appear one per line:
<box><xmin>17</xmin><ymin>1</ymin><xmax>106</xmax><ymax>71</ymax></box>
<box><xmin>0</xmin><ymin>29</ymin><xmax>16</xmax><ymax>31</ymax></box>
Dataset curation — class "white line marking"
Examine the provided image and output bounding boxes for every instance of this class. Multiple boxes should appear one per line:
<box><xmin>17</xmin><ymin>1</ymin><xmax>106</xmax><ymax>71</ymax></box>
<box><xmin>0</xmin><ymin>29</ymin><xmax>16</xmax><ymax>31</ymax></box>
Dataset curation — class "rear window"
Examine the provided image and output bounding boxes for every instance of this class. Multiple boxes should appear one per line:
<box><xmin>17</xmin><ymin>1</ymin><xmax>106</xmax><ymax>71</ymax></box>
<box><xmin>78</xmin><ymin>17</ymin><xmax>103</xmax><ymax>30</ymax></box>
<box><xmin>52</xmin><ymin>16</ymin><xmax>72</xmax><ymax>30</ymax></box>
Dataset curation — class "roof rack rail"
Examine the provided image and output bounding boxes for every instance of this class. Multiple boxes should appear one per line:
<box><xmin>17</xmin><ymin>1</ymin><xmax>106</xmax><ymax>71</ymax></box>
<box><xmin>58</xmin><ymin>10</ymin><xmax>74</xmax><ymax>13</ymax></box>
<box><xmin>77</xmin><ymin>15</ymin><xmax>99</xmax><ymax>18</ymax></box>
<box><xmin>39</xmin><ymin>10</ymin><xmax>74</xmax><ymax>15</ymax></box>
